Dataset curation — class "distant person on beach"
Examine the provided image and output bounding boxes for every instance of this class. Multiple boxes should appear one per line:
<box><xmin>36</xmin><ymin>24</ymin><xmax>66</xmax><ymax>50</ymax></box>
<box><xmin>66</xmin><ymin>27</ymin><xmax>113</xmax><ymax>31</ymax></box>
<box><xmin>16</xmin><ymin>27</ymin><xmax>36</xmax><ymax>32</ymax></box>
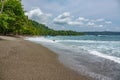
<box><xmin>53</xmin><ymin>40</ymin><xmax>55</xmax><ymax>42</ymax></box>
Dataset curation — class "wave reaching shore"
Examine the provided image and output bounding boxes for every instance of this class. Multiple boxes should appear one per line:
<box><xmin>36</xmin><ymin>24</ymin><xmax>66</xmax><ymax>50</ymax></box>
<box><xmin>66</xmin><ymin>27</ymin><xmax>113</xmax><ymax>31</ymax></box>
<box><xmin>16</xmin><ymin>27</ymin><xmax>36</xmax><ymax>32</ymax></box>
<box><xmin>26</xmin><ymin>35</ymin><xmax>120</xmax><ymax>80</ymax></box>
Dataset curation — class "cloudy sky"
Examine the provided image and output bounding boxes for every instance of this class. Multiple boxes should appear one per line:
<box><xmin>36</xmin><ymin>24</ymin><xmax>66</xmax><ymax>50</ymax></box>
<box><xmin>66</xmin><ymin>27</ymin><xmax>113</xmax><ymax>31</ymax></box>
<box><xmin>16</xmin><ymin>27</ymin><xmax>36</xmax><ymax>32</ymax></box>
<box><xmin>22</xmin><ymin>0</ymin><xmax>120</xmax><ymax>32</ymax></box>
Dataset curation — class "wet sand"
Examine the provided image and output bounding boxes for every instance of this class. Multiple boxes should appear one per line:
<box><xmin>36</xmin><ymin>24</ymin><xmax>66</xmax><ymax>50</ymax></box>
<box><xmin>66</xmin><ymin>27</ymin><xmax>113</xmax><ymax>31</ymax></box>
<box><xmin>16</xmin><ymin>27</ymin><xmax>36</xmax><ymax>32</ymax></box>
<box><xmin>0</xmin><ymin>36</ymin><xmax>91</xmax><ymax>80</ymax></box>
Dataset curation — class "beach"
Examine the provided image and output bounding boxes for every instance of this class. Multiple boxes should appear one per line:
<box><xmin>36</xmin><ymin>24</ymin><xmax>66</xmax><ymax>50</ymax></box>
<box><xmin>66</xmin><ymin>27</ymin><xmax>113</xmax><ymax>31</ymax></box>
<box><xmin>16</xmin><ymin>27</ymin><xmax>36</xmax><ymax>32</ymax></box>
<box><xmin>0</xmin><ymin>36</ymin><xmax>91</xmax><ymax>80</ymax></box>
<box><xmin>26</xmin><ymin>36</ymin><xmax>120</xmax><ymax>80</ymax></box>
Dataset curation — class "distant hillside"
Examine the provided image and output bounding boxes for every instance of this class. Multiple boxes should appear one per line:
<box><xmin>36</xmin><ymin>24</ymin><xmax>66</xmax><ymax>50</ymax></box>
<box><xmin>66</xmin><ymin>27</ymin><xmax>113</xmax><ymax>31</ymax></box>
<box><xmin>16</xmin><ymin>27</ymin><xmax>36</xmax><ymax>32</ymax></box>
<box><xmin>30</xmin><ymin>20</ymin><xmax>84</xmax><ymax>36</ymax></box>
<box><xmin>84</xmin><ymin>32</ymin><xmax>120</xmax><ymax>35</ymax></box>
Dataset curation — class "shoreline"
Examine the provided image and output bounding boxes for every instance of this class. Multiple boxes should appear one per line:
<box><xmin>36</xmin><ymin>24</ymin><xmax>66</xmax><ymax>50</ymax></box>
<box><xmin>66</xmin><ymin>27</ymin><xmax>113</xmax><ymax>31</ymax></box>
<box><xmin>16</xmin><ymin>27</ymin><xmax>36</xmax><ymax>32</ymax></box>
<box><xmin>26</xmin><ymin>36</ymin><xmax>120</xmax><ymax>80</ymax></box>
<box><xmin>0</xmin><ymin>36</ymin><xmax>92</xmax><ymax>80</ymax></box>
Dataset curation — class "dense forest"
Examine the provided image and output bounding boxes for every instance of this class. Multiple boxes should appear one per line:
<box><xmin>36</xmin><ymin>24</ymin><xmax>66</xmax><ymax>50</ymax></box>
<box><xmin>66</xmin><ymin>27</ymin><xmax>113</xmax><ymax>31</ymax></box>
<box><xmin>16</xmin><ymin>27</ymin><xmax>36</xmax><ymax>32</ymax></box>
<box><xmin>31</xmin><ymin>20</ymin><xmax>84</xmax><ymax>36</ymax></box>
<box><xmin>0</xmin><ymin>0</ymin><xmax>84</xmax><ymax>36</ymax></box>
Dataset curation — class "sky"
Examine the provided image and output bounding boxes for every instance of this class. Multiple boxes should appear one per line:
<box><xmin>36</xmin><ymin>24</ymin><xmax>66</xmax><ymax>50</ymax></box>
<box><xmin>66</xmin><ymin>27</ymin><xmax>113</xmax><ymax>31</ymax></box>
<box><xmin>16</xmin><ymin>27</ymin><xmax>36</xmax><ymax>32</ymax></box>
<box><xmin>22</xmin><ymin>0</ymin><xmax>120</xmax><ymax>32</ymax></box>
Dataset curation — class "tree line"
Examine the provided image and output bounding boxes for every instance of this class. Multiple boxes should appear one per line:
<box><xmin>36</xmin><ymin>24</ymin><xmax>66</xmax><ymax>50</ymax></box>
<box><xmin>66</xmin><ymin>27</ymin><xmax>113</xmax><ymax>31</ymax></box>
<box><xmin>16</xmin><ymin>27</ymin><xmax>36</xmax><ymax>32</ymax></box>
<box><xmin>30</xmin><ymin>20</ymin><xmax>84</xmax><ymax>36</ymax></box>
<box><xmin>0</xmin><ymin>0</ymin><xmax>84</xmax><ymax>36</ymax></box>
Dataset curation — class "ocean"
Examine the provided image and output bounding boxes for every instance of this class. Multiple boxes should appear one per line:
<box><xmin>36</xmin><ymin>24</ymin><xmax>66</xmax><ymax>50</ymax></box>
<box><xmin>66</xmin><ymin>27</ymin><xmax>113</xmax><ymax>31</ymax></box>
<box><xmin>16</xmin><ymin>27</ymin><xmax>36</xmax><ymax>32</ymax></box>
<box><xmin>26</xmin><ymin>35</ymin><xmax>120</xmax><ymax>80</ymax></box>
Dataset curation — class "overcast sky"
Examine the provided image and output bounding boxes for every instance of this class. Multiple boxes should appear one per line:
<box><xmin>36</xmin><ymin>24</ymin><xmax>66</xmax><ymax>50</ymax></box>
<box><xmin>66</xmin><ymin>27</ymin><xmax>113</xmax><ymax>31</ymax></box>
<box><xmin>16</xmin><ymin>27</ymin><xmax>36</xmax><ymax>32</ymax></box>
<box><xmin>22</xmin><ymin>0</ymin><xmax>120</xmax><ymax>32</ymax></box>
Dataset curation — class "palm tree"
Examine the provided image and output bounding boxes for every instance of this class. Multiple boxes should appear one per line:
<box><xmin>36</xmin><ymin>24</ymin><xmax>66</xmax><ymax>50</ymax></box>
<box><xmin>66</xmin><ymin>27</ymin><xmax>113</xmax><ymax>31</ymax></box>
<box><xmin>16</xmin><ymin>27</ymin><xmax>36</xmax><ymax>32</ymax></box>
<box><xmin>0</xmin><ymin>0</ymin><xmax>5</xmax><ymax>14</ymax></box>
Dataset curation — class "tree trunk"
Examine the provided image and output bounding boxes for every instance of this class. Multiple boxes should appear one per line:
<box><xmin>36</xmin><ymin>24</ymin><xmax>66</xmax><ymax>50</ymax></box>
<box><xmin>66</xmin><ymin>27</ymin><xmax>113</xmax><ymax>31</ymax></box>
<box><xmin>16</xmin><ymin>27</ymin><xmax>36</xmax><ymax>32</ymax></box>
<box><xmin>0</xmin><ymin>0</ymin><xmax>5</xmax><ymax>14</ymax></box>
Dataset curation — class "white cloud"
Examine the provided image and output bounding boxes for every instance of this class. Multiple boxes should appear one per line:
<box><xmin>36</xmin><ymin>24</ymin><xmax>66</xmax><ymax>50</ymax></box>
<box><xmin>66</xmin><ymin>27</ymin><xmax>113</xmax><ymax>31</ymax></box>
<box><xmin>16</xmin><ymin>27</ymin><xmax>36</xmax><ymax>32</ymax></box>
<box><xmin>87</xmin><ymin>18</ymin><xmax>112</xmax><ymax>27</ymax></box>
<box><xmin>98</xmin><ymin>25</ymin><xmax>104</xmax><ymax>27</ymax></box>
<box><xmin>87</xmin><ymin>22</ymin><xmax>96</xmax><ymax>26</ymax></box>
<box><xmin>77</xmin><ymin>17</ymin><xmax>89</xmax><ymax>21</ymax></box>
<box><xmin>87</xmin><ymin>21</ymin><xmax>105</xmax><ymax>27</ymax></box>
<box><xmin>53</xmin><ymin>12</ymin><xmax>83</xmax><ymax>26</ymax></box>
<box><xmin>90</xmin><ymin>18</ymin><xmax>105</xmax><ymax>22</ymax></box>
<box><xmin>25</xmin><ymin>8</ymin><xmax>43</xmax><ymax>17</ymax></box>
<box><xmin>25</xmin><ymin>8</ymin><xmax>52</xmax><ymax>24</ymax></box>
<box><xmin>53</xmin><ymin>12</ymin><xmax>71</xmax><ymax>25</ymax></box>
<box><xmin>53</xmin><ymin>12</ymin><xmax>112</xmax><ymax>28</ymax></box>
<box><xmin>26</xmin><ymin>10</ymin><xmax>97</xmax><ymax>27</ymax></box>
<box><xmin>96</xmin><ymin>18</ymin><xmax>105</xmax><ymax>22</ymax></box>
<box><xmin>87</xmin><ymin>22</ymin><xmax>104</xmax><ymax>27</ymax></box>
<box><xmin>68</xmin><ymin>21</ymin><xmax>83</xmax><ymax>26</ymax></box>
<box><xmin>59</xmin><ymin>12</ymin><xmax>71</xmax><ymax>18</ymax></box>
<box><xmin>105</xmin><ymin>21</ymin><xmax>112</xmax><ymax>24</ymax></box>
<box><xmin>92</xmin><ymin>19</ymin><xmax>112</xmax><ymax>25</ymax></box>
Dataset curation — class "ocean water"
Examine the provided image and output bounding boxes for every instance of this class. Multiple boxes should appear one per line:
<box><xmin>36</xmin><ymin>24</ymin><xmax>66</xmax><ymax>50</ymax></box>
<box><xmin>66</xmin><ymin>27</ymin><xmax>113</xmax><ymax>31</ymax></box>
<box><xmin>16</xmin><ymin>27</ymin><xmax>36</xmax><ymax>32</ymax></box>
<box><xmin>26</xmin><ymin>35</ymin><xmax>120</xmax><ymax>80</ymax></box>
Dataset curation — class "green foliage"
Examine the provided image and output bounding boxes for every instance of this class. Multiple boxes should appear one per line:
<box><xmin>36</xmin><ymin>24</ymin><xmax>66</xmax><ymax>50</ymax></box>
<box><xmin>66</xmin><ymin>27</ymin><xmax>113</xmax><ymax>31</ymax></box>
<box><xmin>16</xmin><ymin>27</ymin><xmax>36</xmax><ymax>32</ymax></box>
<box><xmin>0</xmin><ymin>0</ymin><xmax>25</xmax><ymax>35</ymax></box>
<box><xmin>0</xmin><ymin>13</ymin><xmax>15</xmax><ymax>35</ymax></box>
<box><xmin>0</xmin><ymin>0</ymin><xmax>84</xmax><ymax>36</ymax></box>
<box><xmin>30</xmin><ymin>20</ymin><xmax>84</xmax><ymax>36</ymax></box>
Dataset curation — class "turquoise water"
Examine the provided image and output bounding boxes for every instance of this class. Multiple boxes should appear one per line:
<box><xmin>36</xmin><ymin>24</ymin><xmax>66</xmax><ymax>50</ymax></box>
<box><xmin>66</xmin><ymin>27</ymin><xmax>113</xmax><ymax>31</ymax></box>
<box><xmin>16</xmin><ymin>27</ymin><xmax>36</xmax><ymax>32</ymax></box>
<box><xmin>26</xmin><ymin>35</ymin><xmax>120</xmax><ymax>80</ymax></box>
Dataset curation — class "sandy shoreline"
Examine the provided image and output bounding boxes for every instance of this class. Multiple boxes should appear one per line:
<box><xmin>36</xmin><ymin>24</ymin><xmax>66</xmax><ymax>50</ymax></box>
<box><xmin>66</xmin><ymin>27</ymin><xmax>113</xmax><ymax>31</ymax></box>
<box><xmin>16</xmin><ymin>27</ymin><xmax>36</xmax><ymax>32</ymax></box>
<box><xmin>0</xmin><ymin>36</ymin><xmax>92</xmax><ymax>80</ymax></box>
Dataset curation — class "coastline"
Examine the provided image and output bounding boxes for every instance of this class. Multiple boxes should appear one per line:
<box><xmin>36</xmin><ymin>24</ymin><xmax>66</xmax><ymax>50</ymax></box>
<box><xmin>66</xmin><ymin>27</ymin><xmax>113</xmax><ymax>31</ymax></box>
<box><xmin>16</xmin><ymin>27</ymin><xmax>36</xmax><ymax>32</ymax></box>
<box><xmin>0</xmin><ymin>36</ymin><xmax>91</xmax><ymax>80</ymax></box>
<box><xmin>25</xmin><ymin>36</ymin><xmax>120</xmax><ymax>80</ymax></box>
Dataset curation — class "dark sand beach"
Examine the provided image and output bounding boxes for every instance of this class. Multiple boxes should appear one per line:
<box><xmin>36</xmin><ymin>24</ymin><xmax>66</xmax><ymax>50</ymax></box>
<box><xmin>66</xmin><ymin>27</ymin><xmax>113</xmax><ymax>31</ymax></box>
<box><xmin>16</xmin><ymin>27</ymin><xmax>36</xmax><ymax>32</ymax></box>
<box><xmin>0</xmin><ymin>36</ymin><xmax>91</xmax><ymax>80</ymax></box>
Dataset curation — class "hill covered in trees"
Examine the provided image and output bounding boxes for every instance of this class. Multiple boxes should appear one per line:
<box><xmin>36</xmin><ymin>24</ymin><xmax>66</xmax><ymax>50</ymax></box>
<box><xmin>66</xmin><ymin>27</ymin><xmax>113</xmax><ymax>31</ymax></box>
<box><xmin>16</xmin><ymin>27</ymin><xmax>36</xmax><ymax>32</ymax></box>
<box><xmin>30</xmin><ymin>20</ymin><xmax>84</xmax><ymax>36</ymax></box>
<box><xmin>0</xmin><ymin>0</ymin><xmax>84</xmax><ymax>36</ymax></box>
